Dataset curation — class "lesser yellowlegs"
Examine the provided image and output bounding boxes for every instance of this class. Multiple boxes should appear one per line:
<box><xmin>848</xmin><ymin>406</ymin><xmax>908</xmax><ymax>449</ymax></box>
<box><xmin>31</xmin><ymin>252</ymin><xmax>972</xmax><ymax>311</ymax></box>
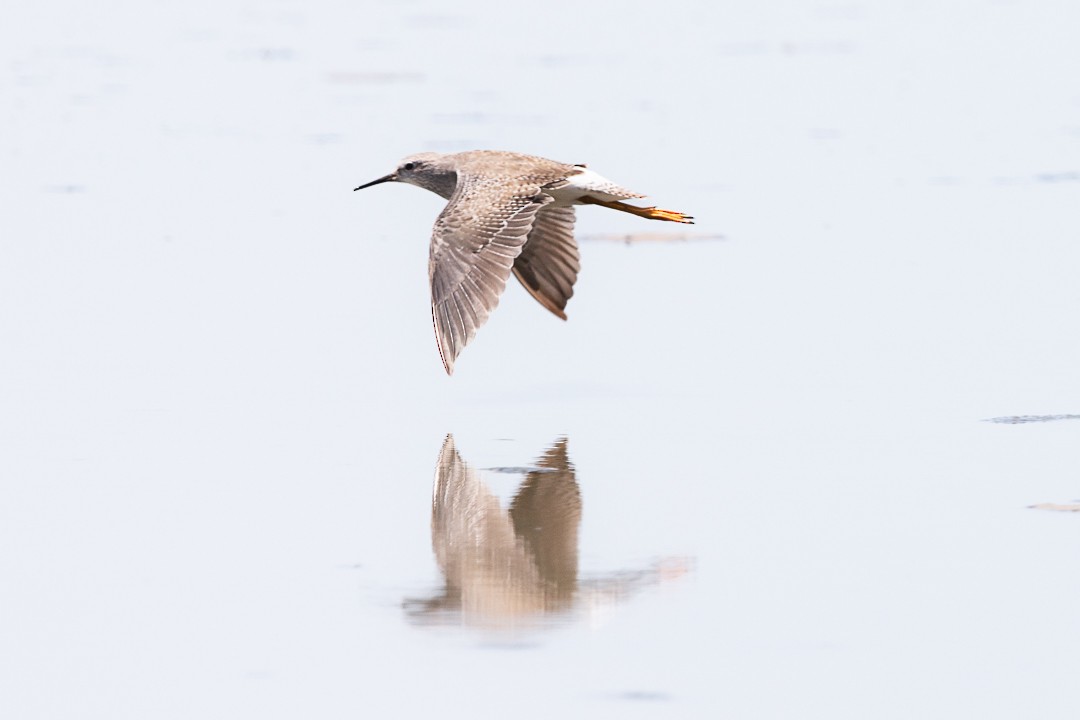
<box><xmin>354</xmin><ymin>150</ymin><xmax>694</xmax><ymax>374</ymax></box>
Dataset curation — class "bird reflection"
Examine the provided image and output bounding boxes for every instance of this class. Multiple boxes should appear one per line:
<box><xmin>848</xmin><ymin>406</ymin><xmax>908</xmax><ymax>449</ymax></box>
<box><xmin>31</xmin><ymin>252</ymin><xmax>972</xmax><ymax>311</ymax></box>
<box><xmin>404</xmin><ymin>435</ymin><xmax>690</xmax><ymax>631</ymax></box>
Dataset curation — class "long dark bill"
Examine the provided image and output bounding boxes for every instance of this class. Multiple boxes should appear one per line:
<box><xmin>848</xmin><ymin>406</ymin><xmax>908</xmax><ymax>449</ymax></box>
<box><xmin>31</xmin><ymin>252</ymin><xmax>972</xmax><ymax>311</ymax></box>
<box><xmin>353</xmin><ymin>174</ymin><xmax>396</xmax><ymax>191</ymax></box>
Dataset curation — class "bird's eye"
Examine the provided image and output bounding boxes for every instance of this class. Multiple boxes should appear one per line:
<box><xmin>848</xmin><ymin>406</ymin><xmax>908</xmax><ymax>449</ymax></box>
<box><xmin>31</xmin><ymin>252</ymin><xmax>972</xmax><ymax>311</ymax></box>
<box><xmin>403</xmin><ymin>162</ymin><xmax>416</xmax><ymax>171</ymax></box>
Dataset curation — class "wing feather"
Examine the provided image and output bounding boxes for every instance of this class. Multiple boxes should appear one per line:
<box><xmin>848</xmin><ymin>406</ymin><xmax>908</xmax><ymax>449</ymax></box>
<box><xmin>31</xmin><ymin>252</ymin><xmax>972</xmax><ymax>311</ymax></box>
<box><xmin>429</xmin><ymin>177</ymin><xmax>553</xmax><ymax>374</ymax></box>
<box><xmin>511</xmin><ymin>206</ymin><xmax>581</xmax><ymax>320</ymax></box>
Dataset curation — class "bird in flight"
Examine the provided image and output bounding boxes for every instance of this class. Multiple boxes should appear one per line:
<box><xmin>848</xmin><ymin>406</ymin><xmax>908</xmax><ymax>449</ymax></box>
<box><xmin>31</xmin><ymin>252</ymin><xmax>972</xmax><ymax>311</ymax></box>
<box><xmin>354</xmin><ymin>150</ymin><xmax>694</xmax><ymax>374</ymax></box>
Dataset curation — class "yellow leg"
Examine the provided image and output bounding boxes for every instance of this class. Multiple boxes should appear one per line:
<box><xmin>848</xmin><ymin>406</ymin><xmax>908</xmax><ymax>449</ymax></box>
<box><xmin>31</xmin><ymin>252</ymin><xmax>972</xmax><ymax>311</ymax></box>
<box><xmin>580</xmin><ymin>196</ymin><xmax>694</xmax><ymax>224</ymax></box>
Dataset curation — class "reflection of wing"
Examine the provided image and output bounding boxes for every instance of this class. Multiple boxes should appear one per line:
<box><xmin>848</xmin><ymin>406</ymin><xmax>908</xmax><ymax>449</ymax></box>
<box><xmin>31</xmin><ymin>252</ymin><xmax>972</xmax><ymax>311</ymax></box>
<box><xmin>509</xmin><ymin>438</ymin><xmax>581</xmax><ymax>595</ymax></box>
<box><xmin>422</xmin><ymin>435</ymin><xmax>583</xmax><ymax>627</ymax></box>
<box><xmin>430</xmin><ymin>435</ymin><xmax>541</xmax><ymax>619</ymax></box>
<box><xmin>431</xmin><ymin>435</ymin><xmax>522</xmax><ymax>592</ymax></box>
<box><xmin>429</xmin><ymin>179</ymin><xmax>553</xmax><ymax>374</ymax></box>
<box><xmin>407</xmin><ymin>435</ymin><xmax>692</xmax><ymax>631</ymax></box>
<box><xmin>512</xmin><ymin>207</ymin><xmax>580</xmax><ymax>320</ymax></box>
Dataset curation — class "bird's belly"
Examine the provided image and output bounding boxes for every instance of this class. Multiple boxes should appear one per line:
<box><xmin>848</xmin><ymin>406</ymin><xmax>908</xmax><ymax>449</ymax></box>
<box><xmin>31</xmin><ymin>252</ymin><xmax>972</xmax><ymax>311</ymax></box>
<box><xmin>545</xmin><ymin>168</ymin><xmax>645</xmax><ymax>206</ymax></box>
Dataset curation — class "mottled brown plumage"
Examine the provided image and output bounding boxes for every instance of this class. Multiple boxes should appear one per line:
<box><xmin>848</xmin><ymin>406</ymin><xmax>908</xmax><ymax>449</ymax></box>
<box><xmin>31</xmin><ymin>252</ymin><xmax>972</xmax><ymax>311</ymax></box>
<box><xmin>354</xmin><ymin>150</ymin><xmax>693</xmax><ymax>374</ymax></box>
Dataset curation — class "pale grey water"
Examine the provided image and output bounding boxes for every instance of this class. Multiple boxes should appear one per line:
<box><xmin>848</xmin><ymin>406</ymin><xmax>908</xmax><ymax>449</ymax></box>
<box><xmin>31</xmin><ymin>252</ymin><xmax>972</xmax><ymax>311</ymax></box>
<box><xmin>3</xmin><ymin>1</ymin><xmax>1080</xmax><ymax>718</ymax></box>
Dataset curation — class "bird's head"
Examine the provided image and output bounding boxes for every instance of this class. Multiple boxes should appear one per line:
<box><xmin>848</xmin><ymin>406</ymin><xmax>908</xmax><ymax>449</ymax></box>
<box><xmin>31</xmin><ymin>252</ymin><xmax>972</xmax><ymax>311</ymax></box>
<box><xmin>354</xmin><ymin>152</ymin><xmax>454</xmax><ymax>197</ymax></box>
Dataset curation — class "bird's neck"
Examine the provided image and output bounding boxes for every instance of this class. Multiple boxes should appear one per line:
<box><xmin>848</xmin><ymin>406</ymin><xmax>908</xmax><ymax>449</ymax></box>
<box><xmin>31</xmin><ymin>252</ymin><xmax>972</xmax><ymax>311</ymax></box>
<box><xmin>410</xmin><ymin>170</ymin><xmax>458</xmax><ymax>200</ymax></box>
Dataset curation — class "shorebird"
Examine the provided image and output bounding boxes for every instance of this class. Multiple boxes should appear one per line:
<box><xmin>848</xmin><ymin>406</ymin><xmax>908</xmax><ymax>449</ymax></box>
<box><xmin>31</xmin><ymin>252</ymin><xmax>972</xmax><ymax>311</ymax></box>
<box><xmin>354</xmin><ymin>150</ymin><xmax>694</xmax><ymax>374</ymax></box>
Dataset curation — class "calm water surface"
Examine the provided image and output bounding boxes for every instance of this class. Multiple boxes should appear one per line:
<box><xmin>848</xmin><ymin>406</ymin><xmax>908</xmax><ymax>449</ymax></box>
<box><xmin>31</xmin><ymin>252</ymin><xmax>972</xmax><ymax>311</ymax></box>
<box><xmin>2</xmin><ymin>1</ymin><xmax>1080</xmax><ymax>718</ymax></box>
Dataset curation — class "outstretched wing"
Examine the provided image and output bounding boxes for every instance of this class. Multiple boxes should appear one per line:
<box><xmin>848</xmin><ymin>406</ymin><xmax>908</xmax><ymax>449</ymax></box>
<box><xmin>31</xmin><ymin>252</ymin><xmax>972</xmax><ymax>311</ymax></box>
<box><xmin>512</xmin><ymin>206</ymin><xmax>580</xmax><ymax>320</ymax></box>
<box><xmin>429</xmin><ymin>177</ymin><xmax>553</xmax><ymax>374</ymax></box>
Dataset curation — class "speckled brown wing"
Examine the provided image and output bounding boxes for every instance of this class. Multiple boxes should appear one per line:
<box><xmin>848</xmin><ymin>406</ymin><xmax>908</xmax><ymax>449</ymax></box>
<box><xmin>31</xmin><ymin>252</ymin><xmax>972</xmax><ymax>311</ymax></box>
<box><xmin>512</xmin><ymin>206</ymin><xmax>580</xmax><ymax>320</ymax></box>
<box><xmin>429</xmin><ymin>177</ymin><xmax>553</xmax><ymax>374</ymax></box>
